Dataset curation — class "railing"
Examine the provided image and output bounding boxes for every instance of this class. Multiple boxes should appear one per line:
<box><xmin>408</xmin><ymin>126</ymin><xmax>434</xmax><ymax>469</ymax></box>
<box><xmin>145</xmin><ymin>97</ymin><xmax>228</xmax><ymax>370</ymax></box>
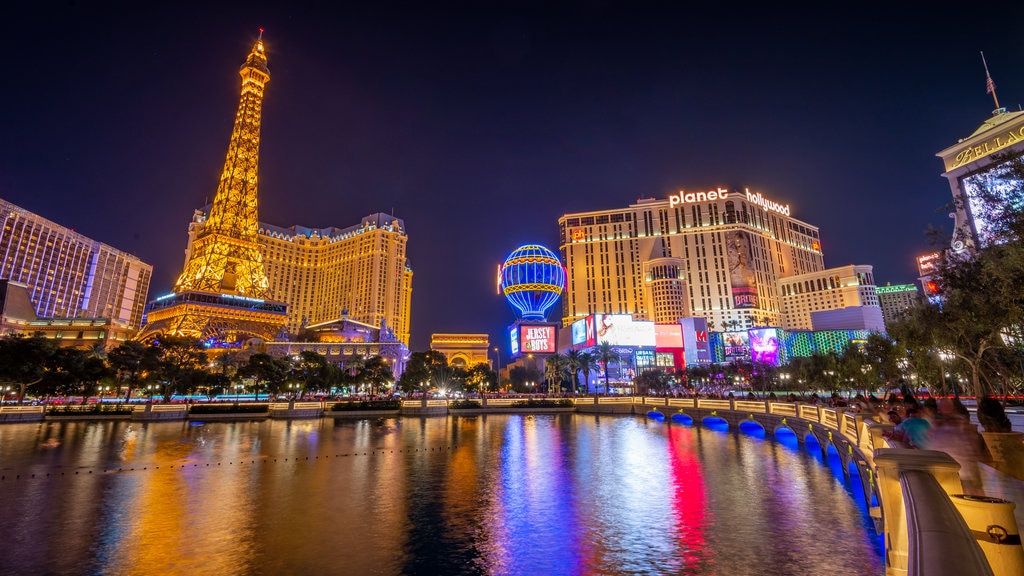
<box><xmin>696</xmin><ymin>399</ymin><xmax>731</xmax><ymax>410</ymax></box>
<box><xmin>401</xmin><ymin>400</ymin><xmax>449</xmax><ymax>408</ymax></box>
<box><xmin>269</xmin><ymin>402</ymin><xmax>322</xmax><ymax>411</ymax></box>
<box><xmin>0</xmin><ymin>405</ymin><xmax>45</xmax><ymax>414</ymax></box>
<box><xmin>768</xmin><ymin>402</ymin><xmax>797</xmax><ymax>416</ymax></box>
<box><xmin>132</xmin><ymin>404</ymin><xmax>187</xmax><ymax>413</ymax></box>
<box><xmin>901</xmin><ymin>470</ymin><xmax>994</xmax><ymax>576</ymax></box>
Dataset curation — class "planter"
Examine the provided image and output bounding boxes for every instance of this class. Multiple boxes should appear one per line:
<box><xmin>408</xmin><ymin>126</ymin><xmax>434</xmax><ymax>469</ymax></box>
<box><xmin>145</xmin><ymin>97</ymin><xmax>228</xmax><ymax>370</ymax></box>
<box><xmin>980</xmin><ymin>431</ymin><xmax>1024</xmax><ymax>476</ymax></box>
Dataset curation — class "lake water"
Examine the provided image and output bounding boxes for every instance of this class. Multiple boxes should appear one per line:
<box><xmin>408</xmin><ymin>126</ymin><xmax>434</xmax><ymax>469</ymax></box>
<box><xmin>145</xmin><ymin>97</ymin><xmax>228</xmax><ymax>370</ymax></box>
<box><xmin>0</xmin><ymin>414</ymin><xmax>883</xmax><ymax>575</ymax></box>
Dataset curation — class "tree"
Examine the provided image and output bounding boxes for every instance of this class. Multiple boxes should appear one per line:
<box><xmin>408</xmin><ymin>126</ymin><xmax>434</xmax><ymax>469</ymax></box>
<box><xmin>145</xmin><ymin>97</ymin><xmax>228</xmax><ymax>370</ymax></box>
<box><xmin>634</xmin><ymin>369</ymin><xmax>671</xmax><ymax>396</ymax></box>
<box><xmin>545</xmin><ymin>354</ymin><xmax>568</xmax><ymax>394</ymax></box>
<box><xmin>107</xmin><ymin>340</ymin><xmax>161</xmax><ymax>401</ymax></box>
<box><xmin>361</xmin><ymin>355</ymin><xmax>394</xmax><ymax>395</ymax></box>
<box><xmin>565</xmin><ymin>350</ymin><xmax>584</xmax><ymax>394</ymax></box>
<box><xmin>0</xmin><ymin>336</ymin><xmax>58</xmax><ymax>404</ymax></box>
<box><xmin>465</xmin><ymin>362</ymin><xmax>496</xmax><ymax>394</ymax></box>
<box><xmin>153</xmin><ymin>337</ymin><xmax>208</xmax><ymax>401</ymax></box>
<box><xmin>397</xmin><ymin>350</ymin><xmax>448</xmax><ymax>396</ymax></box>
<box><xmin>507</xmin><ymin>364</ymin><xmax>543</xmax><ymax>392</ymax></box>
<box><xmin>290</xmin><ymin>351</ymin><xmax>339</xmax><ymax>397</ymax></box>
<box><xmin>238</xmin><ymin>353</ymin><xmax>289</xmax><ymax>400</ymax></box>
<box><xmin>577</xmin><ymin>352</ymin><xmax>596</xmax><ymax>395</ymax></box>
<box><xmin>595</xmin><ymin>342</ymin><xmax>616</xmax><ymax>394</ymax></box>
<box><xmin>906</xmin><ymin>151</ymin><xmax>1024</xmax><ymax>398</ymax></box>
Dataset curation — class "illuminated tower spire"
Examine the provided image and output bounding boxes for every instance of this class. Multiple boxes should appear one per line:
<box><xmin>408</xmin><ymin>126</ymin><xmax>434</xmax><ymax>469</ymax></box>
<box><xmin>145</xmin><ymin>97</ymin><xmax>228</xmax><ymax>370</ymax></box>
<box><xmin>174</xmin><ymin>32</ymin><xmax>272</xmax><ymax>297</ymax></box>
<box><xmin>140</xmin><ymin>31</ymin><xmax>287</xmax><ymax>344</ymax></box>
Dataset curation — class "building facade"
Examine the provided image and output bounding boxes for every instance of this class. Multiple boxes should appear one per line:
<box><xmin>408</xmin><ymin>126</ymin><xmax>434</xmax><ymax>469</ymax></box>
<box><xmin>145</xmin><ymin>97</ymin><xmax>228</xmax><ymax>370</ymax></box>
<box><xmin>263</xmin><ymin>314</ymin><xmax>409</xmax><ymax>379</ymax></box>
<box><xmin>936</xmin><ymin>107</ymin><xmax>1024</xmax><ymax>253</ymax></box>
<box><xmin>558</xmin><ymin>187</ymin><xmax>825</xmax><ymax>332</ymax></box>
<box><xmin>777</xmin><ymin>264</ymin><xmax>882</xmax><ymax>331</ymax></box>
<box><xmin>429</xmin><ymin>333</ymin><xmax>491</xmax><ymax>368</ymax></box>
<box><xmin>180</xmin><ymin>211</ymin><xmax>413</xmax><ymax>344</ymax></box>
<box><xmin>0</xmin><ymin>198</ymin><xmax>152</xmax><ymax>330</ymax></box>
<box><xmin>876</xmin><ymin>283</ymin><xmax>919</xmax><ymax>327</ymax></box>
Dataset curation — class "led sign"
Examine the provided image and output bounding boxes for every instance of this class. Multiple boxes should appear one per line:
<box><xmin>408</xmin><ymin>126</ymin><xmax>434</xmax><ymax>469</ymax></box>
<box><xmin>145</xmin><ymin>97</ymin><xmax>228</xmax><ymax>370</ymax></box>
<box><xmin>744</xmin><ymin>188</ymin><xmax>790</xmax><ymax>216</ymax></box>
<box><xmin>668</xmin><ymin>187</ymin><xmax>728</xmax><ymax>208</ymax></box>
<box><xmin>520</xmin><ymin>325</ymin><xmax>556</xmax><ymax>354</ymax></box>
<box><xmin>594</xmin><ymin>314</ymin><xmax>655</xmax><ymax>347</ymax></box>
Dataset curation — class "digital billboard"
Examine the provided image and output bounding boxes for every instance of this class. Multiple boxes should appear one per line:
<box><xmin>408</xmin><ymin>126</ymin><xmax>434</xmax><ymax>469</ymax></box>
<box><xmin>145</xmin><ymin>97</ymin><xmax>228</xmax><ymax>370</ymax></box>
<box><xmin>634</xmin><ymin>349</ymin><xmax>656</xmax><ymax>372</ymax></box>
<box><xmin>723</xmin><ymin>331</ymin><xmax>749</xmax><ymax>359</ymax></box>
<box><xmin>594</xmin><ymin>314</ymin><xmax>656</xmax><ymax>347</ymax></box>
<box><xmin>571</xmin><ymin>317</ymin><xmax>588</xmax><ymax>347</ymax></box>
<box><xmin>725</xmin><ymin>231</ymin><xmax>759</xmax><ymax>308</ymax></box>
<box><xmin>749</xmin><ymin>327</ymin><xmax>780</xmax><ymax>366</ymax></box>
<box><xmin>519</xmin><ymin>324</ymin><xmax>557</xmax><ymax>354</ymax></box>
<box><xmin>509</xmin><ymin>326</ymin><xmax>520</xmax><ymax>356</ymax></box>
<box><xmin>681</xmin><ymin>317</ymin><xmax>711</xmax><ymax>365</ymax></box>
<box><xmin>655</xmin><ymin>323</ymin><xmax>684</xmax><ymax>348</ymax></box>
<box><xmin>961</xmin><ymin>164</ymin><xmax>1024</xmax><ymax>248</ymax></box>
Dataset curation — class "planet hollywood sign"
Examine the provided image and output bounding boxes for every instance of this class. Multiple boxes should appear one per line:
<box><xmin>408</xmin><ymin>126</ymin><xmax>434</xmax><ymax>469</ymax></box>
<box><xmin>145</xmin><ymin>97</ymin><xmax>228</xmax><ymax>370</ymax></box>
<box><xmin>667</xmin><ymin>187</ymin><xmax>791</xmax><ymax>217</ymax></box>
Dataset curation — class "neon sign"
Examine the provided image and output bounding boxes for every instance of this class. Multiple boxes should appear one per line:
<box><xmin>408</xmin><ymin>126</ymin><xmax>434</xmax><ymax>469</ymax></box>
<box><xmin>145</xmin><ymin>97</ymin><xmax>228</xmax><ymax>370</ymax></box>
<box><xmin>668</xmin><ymin>187</ymin><xmax>728</xmax><ymax>208</ymax></box>
<box><xmin>743</xmin><ymin>188</ymin><xmax>790</xmax><ymax>216</ymax></box>
<box><xmin>520</xmin><ymin>325</ymin><xmax>556</xmax><ymax>353</ymax></box>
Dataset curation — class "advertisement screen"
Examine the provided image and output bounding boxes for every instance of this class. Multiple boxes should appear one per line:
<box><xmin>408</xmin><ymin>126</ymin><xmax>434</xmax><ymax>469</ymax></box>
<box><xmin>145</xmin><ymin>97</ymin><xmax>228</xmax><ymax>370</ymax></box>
<box><xmin>723</xmin><ymin>331</ymin><xmax>749</xmax><ymax>358</ymax></box>
<box><xmin>509</xmin><ymin>326</ymin><xmax>520</xmax><ymax>356</ymax></box>
<box><xmin>726</xmin><ymin>231</ymin><xmax>759</xmax><ymax>309</ymax></box>
<box><xmin>749</xmin><ymin>327</ymin><xmax>780</xmax><ymax>366</ymax></box>
<box><xmin>681</xmin><ymin>317</ymin><xmax>711</xmax><ymax>365</ymax></box>
<box><xmin>594</xmin><ymin>314</ymin><xmax>656</xmax><ymax>347</ymax></box>
<box><xmin>571</xmin><ymin>318</ymin><xmax>588</xmax><ymax>346</ymax></box>
<box><xmin>520</xmin><ymin>324</ymin><xmax>556</xmax><ymax>354</ymax></box>
<box><xmin>655</xmin><ymin>351</ymin><xmax>676</xmax><ymax>368</ymax></box>
<box><xmin>584</xmin><ymin>314</ymin><xmax>596</xmax><ymax>347</ymax></box>
<box><xmin>655</xmin><ymin>323</ymin><xmax>684</xmax><ymax>348</ymax></box>
<box><xmin>961</xmin><ymin>165</ymin><xmax>1024</xmax><ymax>248</ymax></box>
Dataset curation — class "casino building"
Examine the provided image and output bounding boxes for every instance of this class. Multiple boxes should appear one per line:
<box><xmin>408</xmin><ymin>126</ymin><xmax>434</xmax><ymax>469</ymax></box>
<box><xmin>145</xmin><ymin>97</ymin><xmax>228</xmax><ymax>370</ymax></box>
<box><xmin>558</xmin><ymin>187</ymin><xmax>825</xmax><ymax>332</ymax></box>
<box><xmin>181</xmin><ymin>209</ymin><xmax>413</xmax><ymax>344</ymax></box>
<box><xmin>936</xmin><ymin>99</ymin><xmax>1024</xmax><ymax>254</ymax></box>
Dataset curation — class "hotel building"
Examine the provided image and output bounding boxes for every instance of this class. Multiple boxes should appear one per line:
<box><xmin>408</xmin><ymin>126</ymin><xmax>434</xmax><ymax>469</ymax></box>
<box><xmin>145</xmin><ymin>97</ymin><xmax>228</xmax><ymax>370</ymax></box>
<box><xmin>558</xmin><ymin>187</ymin><xmax>825</xmax><ymax>331</ymax></box>
<box><xmin>876</xmin><ymin>283</ymin><xmax>919</xmax><ymax>327</ymax></box>
<box><xmin>0</xmin><ymin>198</ymin><xmax>152</xmax><ymax>330</ymax></box>
<box><xmin>182</xmin><ymin>209</ymin><xmax>413</xmax><ymax>344</ymax></box>
<box><xmin>777</xmin><ymin>264</ymin><xmax>883</xmax><ymax>332</ymax></box>
<box><xmin>936</xmin><ymin>104</ymin><xmax>1024</xmax><ymax>253</ymax></box>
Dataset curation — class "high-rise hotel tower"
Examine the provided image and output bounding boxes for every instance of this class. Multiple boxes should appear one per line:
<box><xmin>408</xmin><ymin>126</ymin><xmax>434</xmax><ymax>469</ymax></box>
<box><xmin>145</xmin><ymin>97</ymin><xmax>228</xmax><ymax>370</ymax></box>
<box><xmin>0</xmin><ymin>198</ymin><xmax>152</xmax><ymax>329</ymax></box>
<box><xmin>141</xmin><ymin>33</ymin><xmax>288</xmax><ymax>343</ymax></box>
<box><xmin>181</xmin><ymin>211</ymin><xmax>413</xmax><ymax>344</ymax></box>
<box><xmin>558</xmin><ymin>187</ymin><xmax>825</xmax><ymax>331</ymax></box>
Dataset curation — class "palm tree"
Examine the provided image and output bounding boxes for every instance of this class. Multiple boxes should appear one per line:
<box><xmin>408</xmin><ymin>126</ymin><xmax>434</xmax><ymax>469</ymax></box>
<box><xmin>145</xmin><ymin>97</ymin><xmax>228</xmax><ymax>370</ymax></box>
<box><xmin>595</xmin><ymin>342</ymin><xmax>616</xmax><ymax>394</ymax></box>
<box><xmin>565</xmin><ymin>350</ymin><xmax>584</xmax><ymax>395</ymax></box>
<box><xmin>577</xmin><ymin>352</ymin><xmax>596</xmax><ymax>395</ymax></box>
<box><xmin>545</xmin><ymin>353</ymin><xmax>568</xmax><ymax>394</ymax></box>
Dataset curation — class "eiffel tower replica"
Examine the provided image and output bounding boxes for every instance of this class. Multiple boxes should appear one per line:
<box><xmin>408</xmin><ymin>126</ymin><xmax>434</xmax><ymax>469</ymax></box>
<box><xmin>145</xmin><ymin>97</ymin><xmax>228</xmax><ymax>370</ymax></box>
<box><xmin>140</xmin><ymin>31</ymin><xmax>288</xmax><ymax>345</ymax></box>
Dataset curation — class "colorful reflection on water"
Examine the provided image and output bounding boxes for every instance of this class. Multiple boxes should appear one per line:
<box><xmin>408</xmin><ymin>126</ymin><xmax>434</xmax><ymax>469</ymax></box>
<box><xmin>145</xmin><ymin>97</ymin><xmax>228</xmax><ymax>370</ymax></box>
<box><xmin>0</xmin><ymin>415</ymin><xmax>883</xmax><ymax>575</ymax></box>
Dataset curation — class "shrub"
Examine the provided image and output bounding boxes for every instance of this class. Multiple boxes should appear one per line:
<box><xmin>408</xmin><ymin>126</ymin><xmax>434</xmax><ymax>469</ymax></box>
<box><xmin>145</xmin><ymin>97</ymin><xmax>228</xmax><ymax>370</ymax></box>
<box><xmin>189</xmin><ymin>403</ymin><xmax>270</xmax><ymax>414</ymax></box>
<box><xmin>46</xmin><ymin>404</ymin><xmax>133</xmax><ymax>416</ymax></box>
<box><xmin>449</xmin><ymin>400</ymin><xmax>482</xmax><ymax>409</ymax></box>
<box><xmin>331</xmin><ymin>400</ymin><xmax>401</xmax><ymax>412</ymax></box>
<box><xmin>510</xmin><ymin>399</ymin><xmax>574</xmax><ymax>408</ymax></box>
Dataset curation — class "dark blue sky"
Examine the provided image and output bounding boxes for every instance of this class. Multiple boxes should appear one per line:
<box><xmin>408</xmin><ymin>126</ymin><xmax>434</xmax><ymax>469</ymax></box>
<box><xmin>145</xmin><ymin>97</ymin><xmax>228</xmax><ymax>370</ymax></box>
<box><xmin>3</xmin><ymin>2</ymin><xmax>1023</xmax><ymax>351</ymax></box>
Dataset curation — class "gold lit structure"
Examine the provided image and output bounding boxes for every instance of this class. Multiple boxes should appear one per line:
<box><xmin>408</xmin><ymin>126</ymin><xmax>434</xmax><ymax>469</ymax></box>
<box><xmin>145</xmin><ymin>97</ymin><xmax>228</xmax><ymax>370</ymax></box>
<box><xmin>140</xmin><ymin>32</ymin><xmax>287</xmax><ymax>344</ymax></box>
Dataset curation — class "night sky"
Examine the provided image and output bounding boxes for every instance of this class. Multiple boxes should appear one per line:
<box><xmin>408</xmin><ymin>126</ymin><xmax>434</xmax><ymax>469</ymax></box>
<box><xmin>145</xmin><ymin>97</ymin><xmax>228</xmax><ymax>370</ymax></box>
<box><xmin>3</xmin><ymin>2</ymin><xmax>1024</xmax><ymax>352</ymax></box>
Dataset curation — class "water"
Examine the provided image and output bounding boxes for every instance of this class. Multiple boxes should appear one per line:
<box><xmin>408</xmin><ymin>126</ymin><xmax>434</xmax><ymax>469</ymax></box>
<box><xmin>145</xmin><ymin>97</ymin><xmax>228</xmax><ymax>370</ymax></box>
<box><xmin>0</xmin><ymin>415</ymin><xmax>883</xmax><ymax>575</ymax></box>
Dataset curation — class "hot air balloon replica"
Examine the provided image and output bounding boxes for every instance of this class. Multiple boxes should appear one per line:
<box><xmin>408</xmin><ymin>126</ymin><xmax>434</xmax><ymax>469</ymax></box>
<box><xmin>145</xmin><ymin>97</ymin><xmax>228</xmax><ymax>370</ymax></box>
<box><xmin>500</xmin><ymin>244</ymin><xmax>565</xmax><ymax>321</ymax></box>
<box><xmin>499</xmin><ymin>244</ymin><xmax>565</xmax><ymax>360</ymax></box>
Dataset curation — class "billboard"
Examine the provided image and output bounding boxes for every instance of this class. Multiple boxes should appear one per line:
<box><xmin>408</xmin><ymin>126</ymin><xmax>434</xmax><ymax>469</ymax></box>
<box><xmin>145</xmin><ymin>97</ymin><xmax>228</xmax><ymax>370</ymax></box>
<box><xmin>655</xmin><ymin>323</ymin><xmax>684</xmax><ymax>348</ymax></box>
<box><xmin>571</xmin><ymin>317</ymin><xmax>588</xmax><ymax>347</ymax></box>
<box><xmin>635</xmin><ymin>349</ymin><xmax>656</xmax><ymax>372</ymax></box>
<box><xmin>749</xmin><ymin>327</ymin><xmax>780</xmax><ymax>366</ymax></box>
<box><xmin>681</xmin><ymin>317</ymin><xmax>711</xmax><ymax>365</ymax></box>
<box><xmin>723</xmin><ymin>331</ymin><xmax>749</xmax><ymax>359</ymax></box>
<box><xmin>509</xmin><ymin>326</ymin><xmax>520</xmax><ymax>356</ymax></box>
<box><xmin>594</xmin><ymin>314</ymin><xmax>655</xmax><ymax>347</ymax></box>
<box><xmin>725</xmin><ymin>230</ymin><xmax>759</xmax><ymax>309</ymax></box>
<box><xmin>519</xmin><ymin>324</ymin><xmax>557</xmax><ymax>354</ymax></box>
<box><xmin>960</xmin><ymin>165</ymin><xmax>1023</xmax><ymax>248</ymax></box>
